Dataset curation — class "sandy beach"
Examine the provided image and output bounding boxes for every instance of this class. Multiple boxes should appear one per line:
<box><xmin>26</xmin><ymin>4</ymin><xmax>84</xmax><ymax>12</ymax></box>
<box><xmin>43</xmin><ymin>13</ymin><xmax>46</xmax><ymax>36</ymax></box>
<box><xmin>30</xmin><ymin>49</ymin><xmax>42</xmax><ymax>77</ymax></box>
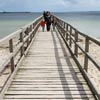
<box><xmin>77</xmin><ymin>38</ymin><xmax>100</xmax><ymax>94</ymax></box>
<box><xmin>0</xmin><ymin>48</ymin><xmax>11</xmax><ymax>92</ymax></box>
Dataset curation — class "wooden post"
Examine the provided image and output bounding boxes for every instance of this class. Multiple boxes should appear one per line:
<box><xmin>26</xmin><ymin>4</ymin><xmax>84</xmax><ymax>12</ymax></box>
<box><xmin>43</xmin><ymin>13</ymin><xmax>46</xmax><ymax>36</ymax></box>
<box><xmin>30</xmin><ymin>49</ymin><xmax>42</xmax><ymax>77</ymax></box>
<box><xmin>66</xmin><ymin>24</ymin><xmax>68</xmax><ymax>41</ymax></box>
<box><xmin>69</xmin><ymin>26</ymin><xmax>72</xmax><ymax>47</ymax></box>
<box><xmin>30</xmin><ymin>25</ymin><xmax>32</xmax><ymax>32</ymax></box>
<box><xmin>30</xmin><ymin>33</ymin><xmax>33</xmax><ymax>41</ymax></box>
<box><xmin>26</xmin><ymin>27</ymin><xmax>30</xmax><ymax>47</ymax></box>
<box><xmin>28</xmin><ymin>27</ymin><xmax>30</xmax><ymax>33</ymax></box>
<box><xmin>20</xmin><ymin>32</ymin><xmax>24</xmax><ymax>57</ymax></box>
<box><xmin>30</xmin><ymin>25</ymin><xmax>33</xmax><ymax>41</ymax></box>
<box><xmin>74</xmin><ymin>30</ymin><xmax>78</xmax><ymax>57</ymax></box>
<box><xmin>63</xmin><ymin>22</ymin><xmax>65</xmax><ymax>29</ymax></box>
<box><xmin>84</xmin><ymin>37</ymin><xmax>89</xmax><ymax>72</ymax></box>
<box><xmin>25</xmin><ymin>28</ymin><xmax>28</xmax><ymax>35</ymax></box>
<box><xmin>66</xmin><ymin>24</ymin><xmax>68</xmax><ymax>32</ymax></box>
<box><xmin>33</xmin><ymin>23</ymin><xmax>34</xmax><ymax>29</ymax></box>
<box><xmin>9</xmin><ymin>39</ymin><xmax>14</xmax><ymax>73</ymax></box>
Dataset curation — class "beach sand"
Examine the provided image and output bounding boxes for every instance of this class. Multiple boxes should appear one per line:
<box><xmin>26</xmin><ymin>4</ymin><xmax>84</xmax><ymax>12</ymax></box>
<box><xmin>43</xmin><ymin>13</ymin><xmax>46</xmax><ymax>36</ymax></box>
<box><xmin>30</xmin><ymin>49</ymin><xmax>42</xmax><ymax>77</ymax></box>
<box><xmin>77</xmin><ymin>39</ymin><xmax>100</xmax><ymax>94</ymax></box>
<box><xmin>0</xmin><ymin>48</ymin><xmax>11</xmax><ymax>92</ymax></box>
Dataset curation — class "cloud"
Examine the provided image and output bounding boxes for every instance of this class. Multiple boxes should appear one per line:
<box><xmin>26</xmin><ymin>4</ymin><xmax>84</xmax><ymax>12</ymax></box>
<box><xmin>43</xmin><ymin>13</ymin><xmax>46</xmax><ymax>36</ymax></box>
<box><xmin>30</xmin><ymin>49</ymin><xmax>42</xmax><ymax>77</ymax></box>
<box><xmin>0</xmin><ymin>0</ymin><xmax>100</xmax><ymax>12</ymax></box>
<box><xmin>62</xmin><ymin>0</ymin><xmax>100</xmax><ymax>7</ymax></box>
<box><xmin>63</xmin><ymin>0</ymin><xmax>78</xmax><ymax>4</ymax></box>
<box><xmin>0</xmin><ymin>0</ymin><xmax>15</xmax><ymax>7</ymax></box>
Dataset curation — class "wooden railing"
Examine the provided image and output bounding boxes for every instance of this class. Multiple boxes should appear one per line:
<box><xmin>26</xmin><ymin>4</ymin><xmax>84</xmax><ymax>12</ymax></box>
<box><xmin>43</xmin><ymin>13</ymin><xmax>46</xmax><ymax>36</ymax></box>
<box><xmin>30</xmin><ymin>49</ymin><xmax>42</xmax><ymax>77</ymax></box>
<box><xmin>0</xmin><ymin>16</ymin><xmax>43</xmax><ymax>97</ymax></box>
<box><xmin>53</xmin><ymin>15</ymin><xmax>100</xmax><ymax>100</ymax></box>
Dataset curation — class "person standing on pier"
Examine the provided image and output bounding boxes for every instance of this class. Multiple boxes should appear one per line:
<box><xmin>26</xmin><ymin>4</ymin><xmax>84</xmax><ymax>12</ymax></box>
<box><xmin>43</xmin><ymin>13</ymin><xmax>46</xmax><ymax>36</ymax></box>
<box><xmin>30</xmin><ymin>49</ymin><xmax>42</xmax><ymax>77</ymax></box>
<box><xmin>43</xmin><ymin>11</ymin><xmax>47</xmax><ymax>21</ymax></box>
<box><xmin>45</xmin><ymin>11</ymin><xmax>51</xmax><ymax>31</ymax></box>
<box><xmin>40</xmin><ymin>19</ymin><xmax>46</xmax><ymax>32</ymax></box>
<box><xmin>51</xmin><ymin>17</ymin><xmax>56</xmax><ymax>31</ymax></box>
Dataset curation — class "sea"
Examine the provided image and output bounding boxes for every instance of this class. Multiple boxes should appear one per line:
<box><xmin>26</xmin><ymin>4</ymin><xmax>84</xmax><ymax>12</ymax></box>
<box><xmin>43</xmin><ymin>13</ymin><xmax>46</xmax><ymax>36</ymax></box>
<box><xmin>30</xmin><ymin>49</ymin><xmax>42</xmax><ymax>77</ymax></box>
<box><xmin>0</xmin><ymin>12</ymin><xmax>100</xmax><ymax>39</ymax></box>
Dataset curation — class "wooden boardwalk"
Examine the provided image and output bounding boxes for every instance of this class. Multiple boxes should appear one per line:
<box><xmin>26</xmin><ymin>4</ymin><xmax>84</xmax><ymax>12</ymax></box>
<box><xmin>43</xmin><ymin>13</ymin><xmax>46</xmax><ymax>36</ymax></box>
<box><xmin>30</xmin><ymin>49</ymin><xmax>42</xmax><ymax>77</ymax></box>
<box><xmin>3</xmin><ymin>29</ymin><xmax>95</xmax><ymax>100</ymax></box>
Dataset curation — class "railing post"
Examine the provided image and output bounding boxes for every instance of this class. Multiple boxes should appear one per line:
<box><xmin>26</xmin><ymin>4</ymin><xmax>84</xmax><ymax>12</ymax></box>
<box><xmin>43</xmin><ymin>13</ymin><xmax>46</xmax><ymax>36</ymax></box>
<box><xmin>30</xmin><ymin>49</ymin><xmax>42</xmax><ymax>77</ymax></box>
<box><xmin>20</xmin><ymin>31</ymin><xmax>24</xmax><ymax>57</ymax></box>
<box><xmin>66</xmin><ymin>24</ymin><xmax>68</xmax><ymax>41</ymax></box>
<box><xmin>9</xmin><ymin>39</ymin><xmax>14</xmax><ymax>73</ymax></box>
<box><xmin>74</xmin><ymin>30</ymin><xmax>78</xmax><ymax>57</ymax></box>
<box><xmin>69</xmin><ymin>25</ymin><xmax>72</xmax><ymax>47</ymax></box>
<box><xmin>30</xmin><ymin>25</ymin><xmax>32</xmax><ymax>32</ymax></box>
<box><xmin>30</xmin><ymin>25</ymin><xmax>33</xmax><ymax>42</ymax></box>
<box><xmin>63</xmin><ymin>22</ymin><xmax>65</xmax><ymax>29</ymax></box>
<box><xmin>32</xmin><ymin>23</ymin><xmax>34</xmax><ymax>29</ymax></box>
<box><xmin>26</xmin><ymin>27</ymin><xmax>30</xmax><ymax>47</ymax></box>
<box><xmin>25</xmin><ymin>28</ymin><xmax>28</xmax><ymax>35</ymax></box>
<box><xmin>84</xmin><ymin>37</ymin><xmax>89</xmax><ymax>72</ymax></box>
<box><xmin>66</xmin><ymin>24</ymin><xmax>68</xmax><ymax>32</ymax></box>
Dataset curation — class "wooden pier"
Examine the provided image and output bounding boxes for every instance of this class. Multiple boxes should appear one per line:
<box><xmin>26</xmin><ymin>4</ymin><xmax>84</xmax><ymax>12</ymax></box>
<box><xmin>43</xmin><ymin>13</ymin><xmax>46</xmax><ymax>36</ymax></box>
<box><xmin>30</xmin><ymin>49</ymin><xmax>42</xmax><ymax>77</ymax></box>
<box><xmin>0</xmin><ymin>15</ymin><xmax>100</xmax><ymax>100</ymax></box>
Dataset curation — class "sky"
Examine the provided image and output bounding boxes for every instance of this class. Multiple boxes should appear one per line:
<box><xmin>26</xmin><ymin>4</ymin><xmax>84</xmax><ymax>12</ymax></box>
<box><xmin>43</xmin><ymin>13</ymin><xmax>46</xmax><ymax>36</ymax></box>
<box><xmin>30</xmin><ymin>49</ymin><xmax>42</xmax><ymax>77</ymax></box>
<box><xmin>0</xmin><ymin>0</ymin><xmax>100</xmax><ymax>12</ymax></box>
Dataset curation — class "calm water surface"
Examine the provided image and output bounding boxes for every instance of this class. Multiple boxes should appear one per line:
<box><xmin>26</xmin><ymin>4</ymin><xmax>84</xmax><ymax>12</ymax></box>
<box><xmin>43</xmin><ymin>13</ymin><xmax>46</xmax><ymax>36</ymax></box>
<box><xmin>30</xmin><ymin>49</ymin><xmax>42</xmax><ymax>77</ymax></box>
<box><xmin>0</xmin><ymin>13</ymin><xmax>41</xmax><ymax>39</ymax></box>
<box><xmin>0</xmin><ymin>12</ymin><xmax>100</xmax><ymax>39</ymax></box>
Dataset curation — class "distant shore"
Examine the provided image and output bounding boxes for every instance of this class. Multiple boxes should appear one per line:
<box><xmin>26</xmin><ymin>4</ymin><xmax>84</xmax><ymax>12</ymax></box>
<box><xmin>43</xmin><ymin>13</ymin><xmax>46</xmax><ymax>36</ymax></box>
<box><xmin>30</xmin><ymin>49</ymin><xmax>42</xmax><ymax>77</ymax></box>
<box><xmin>0</xmin><ymin>12</ymin><xmax>39</xmax><ymax>14</ymax></box>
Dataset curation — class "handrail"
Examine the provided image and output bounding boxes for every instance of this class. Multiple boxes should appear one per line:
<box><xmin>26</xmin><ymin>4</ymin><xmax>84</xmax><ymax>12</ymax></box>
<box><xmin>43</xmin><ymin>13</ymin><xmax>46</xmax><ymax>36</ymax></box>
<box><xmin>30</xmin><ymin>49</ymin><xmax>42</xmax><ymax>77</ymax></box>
<box><xmin>53</xmin><ymin>15</ymin><xmax>100</xmax><ymax>70</ymax></box>
<box><xmin>53</xmin><ymin>15</ymin><xmax>100</xmax><ymax>100</ymax></box>
<box><xmin>0</xmin><ymin>15</ymin><xmax>43</xmax><ymax>74</ymax></box>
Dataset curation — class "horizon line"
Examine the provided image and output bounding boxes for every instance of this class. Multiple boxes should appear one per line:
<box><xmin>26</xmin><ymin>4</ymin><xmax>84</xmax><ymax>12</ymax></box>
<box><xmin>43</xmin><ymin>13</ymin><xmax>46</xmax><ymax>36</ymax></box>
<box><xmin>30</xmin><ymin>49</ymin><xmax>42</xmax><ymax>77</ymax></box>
<box><xmin>0</xmin><ymin>10</ymin><xmax>100</xmax><ymax>13</ymax></box>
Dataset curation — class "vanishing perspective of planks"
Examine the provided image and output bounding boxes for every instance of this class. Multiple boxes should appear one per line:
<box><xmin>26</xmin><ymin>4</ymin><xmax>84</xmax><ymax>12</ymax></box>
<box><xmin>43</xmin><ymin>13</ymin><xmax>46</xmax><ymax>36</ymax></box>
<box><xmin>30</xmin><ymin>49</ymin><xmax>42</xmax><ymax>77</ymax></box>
<box><xmin>3</xmin><ymin>30</ymin><xmax>95</xmax><ymax>100</ymax></box>
<box><xmin>0</xmin><ymin>15</ymin><xmax>100</xmax><ymax>100</ymax></box>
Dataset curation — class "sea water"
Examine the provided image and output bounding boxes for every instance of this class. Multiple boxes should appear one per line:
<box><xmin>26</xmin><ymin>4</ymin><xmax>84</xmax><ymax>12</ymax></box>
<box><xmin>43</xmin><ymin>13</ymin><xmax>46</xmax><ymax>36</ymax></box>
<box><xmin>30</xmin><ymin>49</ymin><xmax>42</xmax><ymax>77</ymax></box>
<box><xmin>0</xmin><ymin>13</ymin><xmax>41</xmax><ymax>39</ymax></box>
<box><xmin>55</xmin><ymin>12</ymin><xmax>100</xmax><ymax>38</ymax></box>
<box><xmin>0</xmin><ymin>12</ymin><xmax>100</xmax><ymax>39</ymax></box>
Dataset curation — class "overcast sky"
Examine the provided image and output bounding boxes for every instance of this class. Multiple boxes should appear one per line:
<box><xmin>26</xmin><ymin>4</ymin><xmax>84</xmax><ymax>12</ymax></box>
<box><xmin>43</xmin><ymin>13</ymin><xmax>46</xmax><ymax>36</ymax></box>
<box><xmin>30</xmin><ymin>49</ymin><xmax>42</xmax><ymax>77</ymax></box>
<box><xmin>0</xmin><ymin>0</ymin><xmax>100</xmax><ymax>12</ymax></box>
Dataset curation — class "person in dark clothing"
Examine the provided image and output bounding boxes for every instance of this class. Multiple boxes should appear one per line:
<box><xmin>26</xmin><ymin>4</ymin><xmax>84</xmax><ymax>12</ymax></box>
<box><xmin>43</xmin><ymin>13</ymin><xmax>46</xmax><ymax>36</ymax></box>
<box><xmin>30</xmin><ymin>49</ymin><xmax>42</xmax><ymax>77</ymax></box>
<box><xmin>45</xmin><ymin>11</ymin><xmax>51</xmax><ymax>31</ymax></box>
<box><xmin>43</xmin><ymin>11</ymin><xmax>47</xmax><ymax>21</ymax></box>
<box><xmin>51</xmin><ymin>17</ymin><xmax>56</xmax><ymax>31</ymax></box>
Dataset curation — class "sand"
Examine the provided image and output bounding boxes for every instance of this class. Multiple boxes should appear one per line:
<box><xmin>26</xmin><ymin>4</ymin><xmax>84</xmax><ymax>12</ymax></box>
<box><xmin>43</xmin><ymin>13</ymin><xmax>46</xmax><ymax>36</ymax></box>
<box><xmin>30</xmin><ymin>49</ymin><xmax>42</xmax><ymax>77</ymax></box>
<box><xmin>77</xmin><ymin>39</ymin><xmax>100</xmax><ymax>94</ymax></box>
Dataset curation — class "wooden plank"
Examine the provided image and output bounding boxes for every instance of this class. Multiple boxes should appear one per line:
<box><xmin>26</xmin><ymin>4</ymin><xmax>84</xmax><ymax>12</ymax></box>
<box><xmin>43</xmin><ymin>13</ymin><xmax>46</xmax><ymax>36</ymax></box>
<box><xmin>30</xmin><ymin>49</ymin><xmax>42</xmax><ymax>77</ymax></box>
<box><xmin>14</xmin><ymin>76</ymin><xmax>84</xmax><ymax>80</ymax></box>
<box><xmin>4</xmin><ymin>95</ymin><xmax>94</xmax><ymax>99</ymax></box>
<box><xmin>5</xmin><ymin>90</ymin><xmax>93</xmax><ymax>95</ymax></box>
<box><xmin>4</xmin><ymin>99</ymin><xmax>96</xmax><ymax>100</ymax></box>
<box><xmin>12</xmin><ymin>80</ymin><xmax>86</xmax><ymax>83</ymax></box>
<box><xmin>9</xmin><ymin>84</ymin><xmax>89</xmax><ymax>88</ymax></box>
<box><xmin>8</xmin><ymin>87</ymin><xmax>90</xmax><ymax>91</ymax></box>
<box><xmin>18</xmin><ymin>67</ymin><xmax>79</xmax><ymax>70</ymax></box>
<box><xmin>11</xmin><ymin>81</ymin><xmax>86</xmax><ymax>84</ymax></box>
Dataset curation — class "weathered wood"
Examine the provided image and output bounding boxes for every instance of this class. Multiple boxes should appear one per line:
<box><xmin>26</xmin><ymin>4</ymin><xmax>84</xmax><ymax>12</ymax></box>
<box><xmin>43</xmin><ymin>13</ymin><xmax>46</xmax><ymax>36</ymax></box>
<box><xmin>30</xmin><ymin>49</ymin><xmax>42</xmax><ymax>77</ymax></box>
<box><xmin>4</xmin><ymin>95</ymin><xmax>94</xmax><ymax>99</ymax></box>
<box><xmin>69</xmin><ymin>26</ymin><xmax>72</xmax><ymax>47</ymax></box>
<box><xmin>20</xmin><ymin>32</ymin><xmax>24</xmax><ymax>57</ymax></box>
<box><xmin>74</xmin><ymin>30</ymin><xmax>78</xmax><ymax>57</ymax></box>
<box><xmin>9</xmin><ymin>39</ymin><xmax>14</xmax><ymax>72</ymax></box>
<box><xmin>2</xmin><ymin>30</ymin><xmax>95</xmax><ymax>100</ymax></box>
<box><xmin>4</xmin><ymin>98</ymin><xmax>95</xmax><ymax>100</ymax></box>
<box><xmin>84</xmin><ymin>37</ymin><xmax>89</xmax><ymax>72</ymax></box>
<box><xmin>66</xmin><ymin>28</ymin><xmax>68</xmax><ymax>41</ymax></box>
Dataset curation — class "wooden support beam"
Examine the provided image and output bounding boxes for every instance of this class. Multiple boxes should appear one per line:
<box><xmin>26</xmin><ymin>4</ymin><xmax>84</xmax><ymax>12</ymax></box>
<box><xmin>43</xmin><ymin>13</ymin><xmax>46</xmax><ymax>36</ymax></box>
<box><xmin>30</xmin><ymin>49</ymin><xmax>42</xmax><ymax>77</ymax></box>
<box><xmin>20</xmin><ymin>32</ymin><xmax>24</xmax><ymax>57</ymax></box>
<box><xmin>84</xmin><ymin>37</ymin><xmax>89</xmax><ymax>72</ymax></box>
<box><xmin>9</xmin><ymin>39</ymin><xmax>14</xmax><ymax>73</ymax></box>
<box><xmin>74</xmin><ymin>30</ymin><xmax>78</xmax><ymax>57</ymax></box>
<box><xmin>69</xmin><ymin>26</ymin><xmax>72</xmax><ymax>47</ymax></box>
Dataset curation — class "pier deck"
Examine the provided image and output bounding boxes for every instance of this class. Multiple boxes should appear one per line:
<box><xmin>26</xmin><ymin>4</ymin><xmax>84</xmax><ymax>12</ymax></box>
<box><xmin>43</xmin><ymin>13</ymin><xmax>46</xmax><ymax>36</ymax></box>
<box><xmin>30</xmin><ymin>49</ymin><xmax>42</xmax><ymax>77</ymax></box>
<box><xmin>3</xmin><ymin>30</ymin><xmax>95</xmax><ymax>100</ymax></box>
